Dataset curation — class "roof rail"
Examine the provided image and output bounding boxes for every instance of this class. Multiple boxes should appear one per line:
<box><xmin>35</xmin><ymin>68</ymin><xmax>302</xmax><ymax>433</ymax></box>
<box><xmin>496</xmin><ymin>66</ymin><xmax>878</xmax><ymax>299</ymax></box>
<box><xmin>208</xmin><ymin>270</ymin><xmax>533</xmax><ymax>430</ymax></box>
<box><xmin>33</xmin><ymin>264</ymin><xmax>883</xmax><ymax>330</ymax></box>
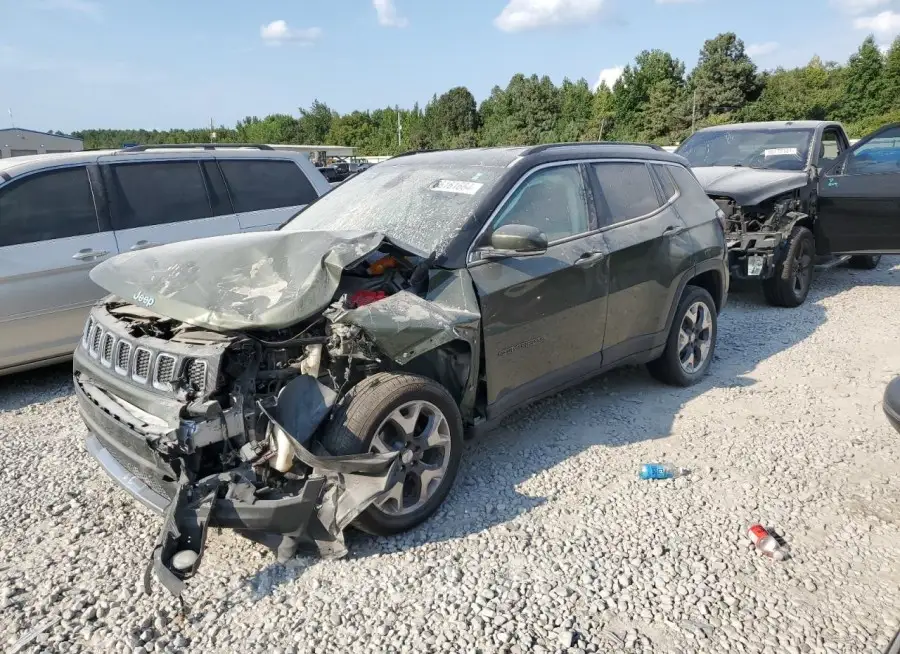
<box><xmin>119</xmin><ymin>143</ymin><xmax>275</xmax><ymax>152</ymax></box>
<box><xmin>390</xmin><ymin>148</ymin><xmax>436</xmax><ymax>159</ymax></box>
<box><xmin>522</xmin><ymin>141</ymin><xmax>664</xmax><ymax>156</ymax></box>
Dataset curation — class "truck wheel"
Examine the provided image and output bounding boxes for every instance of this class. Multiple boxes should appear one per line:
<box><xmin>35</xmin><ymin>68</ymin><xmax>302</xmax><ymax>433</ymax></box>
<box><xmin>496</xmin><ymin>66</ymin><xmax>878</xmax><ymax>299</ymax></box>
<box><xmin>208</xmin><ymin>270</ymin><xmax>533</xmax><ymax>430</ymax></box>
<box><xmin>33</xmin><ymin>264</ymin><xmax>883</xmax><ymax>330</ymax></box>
<box><xmin>321</xmin><ymin>373</ymin><xmax>463</xmax><ymax>536</ymax></box>
<box><xmin>648</xmin><ymin>285</ymin><xmax>717</xmax><ymax>387</ymax></box>
<box><xmin>762</xmin><ymin>226</ymin><xmax>814</xmax><ymax>308</ymax></box>
<box><xmin>849</xmin><ymin>255</ymin><xmax>881</xmax><ymax>270</ymax></box>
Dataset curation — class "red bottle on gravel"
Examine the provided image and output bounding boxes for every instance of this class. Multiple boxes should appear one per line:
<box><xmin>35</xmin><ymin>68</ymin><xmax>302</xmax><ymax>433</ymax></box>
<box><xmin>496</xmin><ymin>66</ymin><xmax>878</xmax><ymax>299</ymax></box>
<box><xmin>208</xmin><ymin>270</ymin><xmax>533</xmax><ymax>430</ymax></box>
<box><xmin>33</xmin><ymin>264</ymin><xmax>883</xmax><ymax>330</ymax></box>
<box><xmin>748</xmin><ymin>524</ymin><xmax>786</xmax><ymax>561</ymax></box>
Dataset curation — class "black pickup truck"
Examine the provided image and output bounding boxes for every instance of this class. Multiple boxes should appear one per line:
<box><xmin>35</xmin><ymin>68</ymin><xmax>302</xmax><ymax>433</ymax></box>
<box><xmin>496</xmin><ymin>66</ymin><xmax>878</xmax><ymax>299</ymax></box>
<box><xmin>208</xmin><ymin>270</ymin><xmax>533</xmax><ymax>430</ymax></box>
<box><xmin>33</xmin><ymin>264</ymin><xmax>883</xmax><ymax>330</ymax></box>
<box><xmin>677</xmin><ymin>121</ymin><xmax>900</xmax><ymax>307</ymax></box>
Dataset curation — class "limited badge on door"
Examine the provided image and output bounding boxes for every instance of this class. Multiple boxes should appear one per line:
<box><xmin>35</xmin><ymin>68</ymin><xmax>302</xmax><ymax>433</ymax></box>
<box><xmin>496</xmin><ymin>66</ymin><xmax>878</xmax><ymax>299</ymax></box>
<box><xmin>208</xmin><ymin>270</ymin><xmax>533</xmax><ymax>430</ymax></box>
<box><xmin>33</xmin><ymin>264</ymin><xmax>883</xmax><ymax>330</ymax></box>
<box><xmin>747</xmin><ymin>255</ymin><xmax>764</xmax><ymax>277</ymax></box>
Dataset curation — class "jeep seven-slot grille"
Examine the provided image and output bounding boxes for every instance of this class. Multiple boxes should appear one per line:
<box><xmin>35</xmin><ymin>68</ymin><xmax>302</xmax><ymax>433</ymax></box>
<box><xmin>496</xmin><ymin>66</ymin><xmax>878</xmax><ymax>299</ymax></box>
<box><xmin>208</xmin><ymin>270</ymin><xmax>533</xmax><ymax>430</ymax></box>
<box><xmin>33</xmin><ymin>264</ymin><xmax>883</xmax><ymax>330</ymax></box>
<box><xmin>187</xmin><ymin>360</ymin><xmax>207</xmax><ymax>393</ymax></box>
<box><xmin>101</xmin><ymin>333</ymin><xmax>115</xmax><ymax>365</ymax></box>
<box><xmin>154</xmin><ymin>354</ymin><xmax>177</xmax><ymax>388</ymax></box>
<box><xmin>115</xmin><ymin>341</ymin><xmax>131</xmax><ymax>374</ymax></box>
<box><xmin>80</xmin><ymin>314</ymin><xmax>214</xmax><ymax>396</ymax></box>
<box><xmin>83</xmin><ymin>318</ymin><xmax>94</xmax><ymax>347</ymax></box>
<box><xmin>133</xmin><ymin>348</ymin><xmax>152</xmax><ymax>381</ymax></box>
<box><xmin>90</xmin><ymin>325</ymin><xmax>103</xmax><ymax>356</ymax></box>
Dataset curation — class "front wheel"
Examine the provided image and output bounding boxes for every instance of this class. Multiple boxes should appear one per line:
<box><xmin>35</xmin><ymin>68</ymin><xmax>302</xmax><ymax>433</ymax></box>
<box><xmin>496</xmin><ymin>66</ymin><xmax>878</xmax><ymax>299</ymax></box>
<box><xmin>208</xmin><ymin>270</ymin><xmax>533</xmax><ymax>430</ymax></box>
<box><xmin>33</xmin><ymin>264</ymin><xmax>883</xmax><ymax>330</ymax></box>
<box><xmin>648</xmin><ymin>285</ymin><xmax>718</xmax><ymax>387</ymax></box>
<box><xmin>762</xmin><ymin>225</ymin><xmax>815</xmax><ymax>308</ymax></box>
<box><xmin>320</xmin><ymin>373</ymin><xmax>463</xmax><ymax>536</ymax></box>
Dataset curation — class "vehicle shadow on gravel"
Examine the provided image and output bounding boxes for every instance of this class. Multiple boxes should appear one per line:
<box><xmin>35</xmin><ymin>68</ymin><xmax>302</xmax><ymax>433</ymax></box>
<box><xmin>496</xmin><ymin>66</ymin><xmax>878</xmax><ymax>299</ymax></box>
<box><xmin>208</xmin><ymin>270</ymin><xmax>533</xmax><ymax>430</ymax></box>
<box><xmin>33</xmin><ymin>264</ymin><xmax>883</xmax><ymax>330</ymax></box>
<box><xmin>246</xmin><ymin>265</ymin><xmax>900</xmax><ymax>598</ymax></box>
<box><xmin>0</xmin><ymin>362</ymin><xmax>73</xmax><ymax>414</ymax></box>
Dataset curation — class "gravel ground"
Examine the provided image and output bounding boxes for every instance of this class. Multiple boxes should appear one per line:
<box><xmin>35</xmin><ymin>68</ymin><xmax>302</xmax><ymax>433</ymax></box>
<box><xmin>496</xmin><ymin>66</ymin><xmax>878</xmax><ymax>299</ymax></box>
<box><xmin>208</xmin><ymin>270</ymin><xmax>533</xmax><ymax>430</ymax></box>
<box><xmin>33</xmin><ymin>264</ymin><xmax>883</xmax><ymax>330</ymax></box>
<box><xmin>3</xmin><ymin>260</ymin><xmax>900</xmax><ymax>654</ymax></box>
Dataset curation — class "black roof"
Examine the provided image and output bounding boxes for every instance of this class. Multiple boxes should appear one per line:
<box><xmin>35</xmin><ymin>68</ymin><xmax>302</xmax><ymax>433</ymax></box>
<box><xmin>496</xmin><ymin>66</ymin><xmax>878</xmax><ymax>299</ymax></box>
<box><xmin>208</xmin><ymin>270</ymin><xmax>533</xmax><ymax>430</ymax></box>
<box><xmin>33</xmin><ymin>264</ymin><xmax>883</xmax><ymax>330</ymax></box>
<box><xmin>387</xmin><ymin>142</ymin><xmax>685</xmax><ymax>168</ymax></box>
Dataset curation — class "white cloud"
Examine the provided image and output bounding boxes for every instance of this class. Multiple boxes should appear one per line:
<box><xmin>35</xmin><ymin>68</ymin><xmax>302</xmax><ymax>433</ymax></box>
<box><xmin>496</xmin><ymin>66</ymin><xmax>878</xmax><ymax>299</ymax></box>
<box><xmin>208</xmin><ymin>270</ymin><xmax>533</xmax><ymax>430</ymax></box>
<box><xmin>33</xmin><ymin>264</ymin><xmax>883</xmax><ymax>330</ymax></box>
<box><xmin>260</xmin><ymin>20</ymin><xmax>322</xmax><ymax>46</ymax></box>
<box><xmin>746</xmin><ymin>42</ymin><xmax>780</xmax><ymax>57</ymax></box>
<box><xmin>593</xmin><ymin>65</ymin><xmax>624</xmax><ymax>90</ymax></box>
<box><xmin>373</xmin><ymin>0</ymin><xmax>408</xmax><ymax>27</ymax></box>
<box><xmin>854</xmin><ymin>10</ymin><xmax>900</xmax><ymax>39</ymax></box>
<box><xmin>37</xmin><ymin>0</ymin><xmax>101</xmax><ymax>19</ymax></box>
<box><xmin>831</xmin><ymin>0</ymin><xmax>890</xmax><ymax>15</ymax></box>
<box><xmin>494</xmin><ymin>0</ymin><xmax>609</xmax><ymax>33</ymax></box>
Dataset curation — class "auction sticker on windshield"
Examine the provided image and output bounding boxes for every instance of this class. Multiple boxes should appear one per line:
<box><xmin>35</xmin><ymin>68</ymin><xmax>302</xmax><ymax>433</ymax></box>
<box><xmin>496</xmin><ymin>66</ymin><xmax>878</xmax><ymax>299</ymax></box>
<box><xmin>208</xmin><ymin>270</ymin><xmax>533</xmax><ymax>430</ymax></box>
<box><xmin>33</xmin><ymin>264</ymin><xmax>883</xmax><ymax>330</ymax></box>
<box><xmin>431</xmin><ymin>179</ymin><xmax>484</xmax><ymax>195</ymax></box>
<box><xmin>763</xmin><ymin>148</ymin><xmax>799</xmax><ymax>157</ymax></box>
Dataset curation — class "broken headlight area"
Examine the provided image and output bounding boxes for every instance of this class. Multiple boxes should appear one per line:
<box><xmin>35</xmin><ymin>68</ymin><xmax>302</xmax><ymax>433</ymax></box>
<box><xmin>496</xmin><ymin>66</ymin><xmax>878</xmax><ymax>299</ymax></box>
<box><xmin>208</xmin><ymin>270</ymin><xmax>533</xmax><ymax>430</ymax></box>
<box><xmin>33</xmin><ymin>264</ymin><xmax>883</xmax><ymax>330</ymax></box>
<box><xmin>76</xmin><ymin>239</ymin><xmax>480</xmax><ymax>597</ymax></box>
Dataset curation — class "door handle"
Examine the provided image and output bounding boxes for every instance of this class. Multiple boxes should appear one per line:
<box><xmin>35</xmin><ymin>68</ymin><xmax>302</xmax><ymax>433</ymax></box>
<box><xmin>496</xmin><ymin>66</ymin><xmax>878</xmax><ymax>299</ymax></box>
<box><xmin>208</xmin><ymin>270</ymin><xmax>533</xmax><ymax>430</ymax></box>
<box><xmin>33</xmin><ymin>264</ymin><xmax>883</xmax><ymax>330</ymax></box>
<box><xmin>72</xmin><ymin>249</ymin><xmax>110</xmax><ymax>261</ymax></box>
<box><xmin>663</xmin><ymin>225</ymin><xmax>687</xmax><ymax>237</ymax></box>
<box><xmin>574</xmin><ymin>251</ymin><xmax>606</xmax><ymax>268</ymax></box>
<box><xmin>130</xmin><ymin>240</ymin><xmax>161</xmax><ymax>251</ymax></box>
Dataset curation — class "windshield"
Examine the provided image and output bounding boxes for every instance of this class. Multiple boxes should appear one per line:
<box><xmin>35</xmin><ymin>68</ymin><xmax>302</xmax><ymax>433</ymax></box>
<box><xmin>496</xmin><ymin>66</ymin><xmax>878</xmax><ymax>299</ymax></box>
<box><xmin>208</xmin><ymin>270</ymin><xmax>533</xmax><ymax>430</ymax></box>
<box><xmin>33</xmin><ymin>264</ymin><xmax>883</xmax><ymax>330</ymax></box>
<box><xmin>677</xmin><ymin>128</ymin><xmax>814</xmax><ymax>171</ymax></box>
<box><xmin>281</xmin><ymin>163</ymin><xmax>506</xmax><ymax>255</ymax></box>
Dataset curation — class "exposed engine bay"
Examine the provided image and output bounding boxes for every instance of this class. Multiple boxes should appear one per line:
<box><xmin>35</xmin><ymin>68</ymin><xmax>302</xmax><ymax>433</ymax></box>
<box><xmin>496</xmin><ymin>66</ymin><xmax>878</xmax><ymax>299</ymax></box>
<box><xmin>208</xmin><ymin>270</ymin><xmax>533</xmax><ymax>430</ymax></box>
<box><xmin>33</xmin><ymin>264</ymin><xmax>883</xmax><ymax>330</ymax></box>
<box><xmin>73</xmin><ymin>232</ymin><xmax>481</xmax><ymax>597</ymax></box>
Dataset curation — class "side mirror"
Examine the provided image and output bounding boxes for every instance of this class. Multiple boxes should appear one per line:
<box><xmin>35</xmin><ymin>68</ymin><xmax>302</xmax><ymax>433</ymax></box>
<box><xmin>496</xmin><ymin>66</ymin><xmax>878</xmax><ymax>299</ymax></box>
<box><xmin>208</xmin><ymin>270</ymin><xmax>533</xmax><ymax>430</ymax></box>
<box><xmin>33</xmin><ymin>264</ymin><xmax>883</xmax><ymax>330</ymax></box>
<box><xmin>488</xmin><ymin>224</ymin><xmax>549</xmax><ymax>254</ymax></box>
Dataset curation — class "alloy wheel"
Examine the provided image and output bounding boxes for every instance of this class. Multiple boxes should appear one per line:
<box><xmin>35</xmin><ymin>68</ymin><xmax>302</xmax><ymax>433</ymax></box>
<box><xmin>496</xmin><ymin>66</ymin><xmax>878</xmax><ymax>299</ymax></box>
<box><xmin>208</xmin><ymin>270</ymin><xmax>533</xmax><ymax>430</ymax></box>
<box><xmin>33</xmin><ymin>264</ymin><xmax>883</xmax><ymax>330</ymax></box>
<box><xmin>369</xmin><ymin>400</ymin><xmax>453</xmax><ymax>516</ymax></box>
<box><xmin>678</xmin><ymin>301</ymin><xmax>713</xmax><ymax>374</ymax></box>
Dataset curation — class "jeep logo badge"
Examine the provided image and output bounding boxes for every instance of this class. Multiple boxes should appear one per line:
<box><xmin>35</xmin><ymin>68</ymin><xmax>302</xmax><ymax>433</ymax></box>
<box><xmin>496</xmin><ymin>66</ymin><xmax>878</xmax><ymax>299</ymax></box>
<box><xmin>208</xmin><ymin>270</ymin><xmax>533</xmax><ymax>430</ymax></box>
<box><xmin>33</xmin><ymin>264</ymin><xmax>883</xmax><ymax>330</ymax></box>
<box><xmin>133</xmin><ymin>290</ymin><xmax>155</xmax><ymax>307</ymax></box>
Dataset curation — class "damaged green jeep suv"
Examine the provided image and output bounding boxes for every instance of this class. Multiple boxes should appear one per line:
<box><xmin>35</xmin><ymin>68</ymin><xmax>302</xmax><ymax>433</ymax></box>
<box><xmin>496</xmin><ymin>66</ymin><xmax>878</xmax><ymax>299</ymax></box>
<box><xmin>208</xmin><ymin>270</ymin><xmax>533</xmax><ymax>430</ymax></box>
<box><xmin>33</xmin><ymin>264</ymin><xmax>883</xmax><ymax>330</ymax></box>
<box><xmin>73</xmin><ymin>143</ymin><xmax>728</xmax><ymax>595</ymax></box>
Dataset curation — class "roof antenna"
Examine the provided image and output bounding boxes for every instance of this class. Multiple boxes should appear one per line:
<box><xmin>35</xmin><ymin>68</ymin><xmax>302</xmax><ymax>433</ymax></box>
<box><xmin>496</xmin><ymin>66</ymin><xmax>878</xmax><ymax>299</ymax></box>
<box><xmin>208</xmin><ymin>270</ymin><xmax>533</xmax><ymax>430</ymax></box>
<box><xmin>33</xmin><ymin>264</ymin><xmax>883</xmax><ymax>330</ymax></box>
<box><xmin>8</xmin><ymin>107</ymin><xmax>15</xmax><ymax>129</ymax></box>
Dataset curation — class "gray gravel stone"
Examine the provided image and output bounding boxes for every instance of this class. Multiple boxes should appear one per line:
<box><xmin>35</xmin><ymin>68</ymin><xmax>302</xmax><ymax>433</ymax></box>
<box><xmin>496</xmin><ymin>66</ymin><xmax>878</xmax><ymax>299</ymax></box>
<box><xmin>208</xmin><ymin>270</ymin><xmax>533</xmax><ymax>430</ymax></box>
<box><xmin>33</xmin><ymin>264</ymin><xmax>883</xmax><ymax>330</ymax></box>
<box><xmin>3</xmin><ymin>261</ymin><xmax>900</xmax><ymax>653</ymax></box>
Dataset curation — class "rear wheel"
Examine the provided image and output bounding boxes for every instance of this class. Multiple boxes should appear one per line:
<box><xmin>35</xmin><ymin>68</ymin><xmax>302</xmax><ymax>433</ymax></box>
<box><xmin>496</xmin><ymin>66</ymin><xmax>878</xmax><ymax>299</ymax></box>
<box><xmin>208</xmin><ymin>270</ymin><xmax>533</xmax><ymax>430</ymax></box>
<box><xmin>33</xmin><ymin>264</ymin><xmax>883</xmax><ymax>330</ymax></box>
<box><xmin>321</xmin><ymin>373</ymin><xmax>463</xmax><ymax>536</ymax></box>
<box><xmin>762</xmin><ymin>225</ymin><xmax>814</xmax><ymax>308</ymax></box>
<box><xmin>849</xmin><ymin>254</ymin><xmax>881</xmax><ymax>270</ymax></box>
<box><xmin>648</xmin><ymin>285</ymin><xmax>718</xmax><ymax>387</ymax></box>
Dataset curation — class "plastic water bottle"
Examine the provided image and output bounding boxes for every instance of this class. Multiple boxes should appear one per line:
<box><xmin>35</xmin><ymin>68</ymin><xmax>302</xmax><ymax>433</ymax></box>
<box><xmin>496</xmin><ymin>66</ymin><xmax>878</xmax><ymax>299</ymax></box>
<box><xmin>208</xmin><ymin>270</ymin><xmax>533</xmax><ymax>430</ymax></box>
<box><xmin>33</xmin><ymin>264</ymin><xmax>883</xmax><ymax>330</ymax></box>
<box><xmin>639</xmin><ymin>463</ymin><xmax>689</xmax><ymax>480</ymax></box>
<box><xmin>747</xmin><ymin>524</ymin><xmax>786</xmax><ymax>561</ymax></box>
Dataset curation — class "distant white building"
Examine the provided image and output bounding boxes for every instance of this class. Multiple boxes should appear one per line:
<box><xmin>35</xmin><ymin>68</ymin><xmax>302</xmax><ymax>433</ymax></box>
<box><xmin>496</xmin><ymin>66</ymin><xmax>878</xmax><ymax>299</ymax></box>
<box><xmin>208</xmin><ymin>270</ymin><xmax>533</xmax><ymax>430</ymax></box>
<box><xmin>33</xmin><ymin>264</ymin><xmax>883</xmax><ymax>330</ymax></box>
<box><xmin>0</xmin><ymin>128</ymin><xmax>83</xmax><ymax>158</ymax></box>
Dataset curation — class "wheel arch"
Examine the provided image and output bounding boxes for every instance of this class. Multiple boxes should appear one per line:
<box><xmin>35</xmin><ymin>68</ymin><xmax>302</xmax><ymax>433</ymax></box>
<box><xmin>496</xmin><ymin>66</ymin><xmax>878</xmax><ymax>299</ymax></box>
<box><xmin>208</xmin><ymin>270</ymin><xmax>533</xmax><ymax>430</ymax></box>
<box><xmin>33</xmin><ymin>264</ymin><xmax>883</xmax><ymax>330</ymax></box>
<box><xmin>662</xmin><ymin>260</ymin><xmax>727</xmax><ymax>342</ymax></box>
<box><xmin>398</xmin><ymin>339</ymin><xmax>477</xmax><ymax>420</ymax></box>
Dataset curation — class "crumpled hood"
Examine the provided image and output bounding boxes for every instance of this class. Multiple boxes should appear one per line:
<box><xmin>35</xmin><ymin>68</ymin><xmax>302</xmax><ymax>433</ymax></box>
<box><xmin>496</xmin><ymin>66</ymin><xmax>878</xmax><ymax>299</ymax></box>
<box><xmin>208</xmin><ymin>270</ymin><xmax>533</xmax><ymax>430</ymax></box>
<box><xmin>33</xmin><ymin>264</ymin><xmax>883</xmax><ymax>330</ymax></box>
<box><xmin>89</xmin><ymin>230</ymin><xmax>400</xmax><ymax>332</ymax></box>
<box><xmin>692</xmin><ymin>166</ymin><xmax>809</xmax><ymax>206</ymax></box>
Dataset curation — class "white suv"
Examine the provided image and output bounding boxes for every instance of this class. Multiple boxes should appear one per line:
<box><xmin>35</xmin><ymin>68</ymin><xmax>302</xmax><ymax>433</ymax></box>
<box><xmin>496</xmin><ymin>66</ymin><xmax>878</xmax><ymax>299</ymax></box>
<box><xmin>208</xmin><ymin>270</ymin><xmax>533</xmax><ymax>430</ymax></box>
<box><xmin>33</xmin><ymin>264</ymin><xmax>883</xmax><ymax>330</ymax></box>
<box><xmin>0</xmin><ymin>144</ymin><xmax>332</xmax><ymax>375</ymax></box>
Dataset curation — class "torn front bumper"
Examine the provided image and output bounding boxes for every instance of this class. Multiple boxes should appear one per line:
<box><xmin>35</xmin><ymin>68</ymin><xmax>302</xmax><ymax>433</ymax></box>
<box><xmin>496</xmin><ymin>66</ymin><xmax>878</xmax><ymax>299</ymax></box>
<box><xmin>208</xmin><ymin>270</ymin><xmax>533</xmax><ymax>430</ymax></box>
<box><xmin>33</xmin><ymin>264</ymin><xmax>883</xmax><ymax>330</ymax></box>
<box><xmin>727</xmin><ymin>231</ymin><xmax>784</xmax><ymax>281</ymax></box>
<box><xmin>76</xmin><ymin>367</ymin><xmax>401</xmax><ymax>597</ymax></box>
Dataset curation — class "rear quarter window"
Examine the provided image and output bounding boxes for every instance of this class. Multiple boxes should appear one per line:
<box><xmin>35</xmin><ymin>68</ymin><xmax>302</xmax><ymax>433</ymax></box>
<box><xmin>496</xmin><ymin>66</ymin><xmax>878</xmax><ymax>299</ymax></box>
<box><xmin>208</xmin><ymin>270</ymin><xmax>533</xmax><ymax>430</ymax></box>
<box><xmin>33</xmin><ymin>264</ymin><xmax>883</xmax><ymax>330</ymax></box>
<box><xmin>667</xmin><ymin>164</ymin><xmax>712</xmax><ymax>204</ymax></box>
<box><xmin>219</xmin><ymin>160</ymin><xmax>319</xmax><ymax>213</ymax></box>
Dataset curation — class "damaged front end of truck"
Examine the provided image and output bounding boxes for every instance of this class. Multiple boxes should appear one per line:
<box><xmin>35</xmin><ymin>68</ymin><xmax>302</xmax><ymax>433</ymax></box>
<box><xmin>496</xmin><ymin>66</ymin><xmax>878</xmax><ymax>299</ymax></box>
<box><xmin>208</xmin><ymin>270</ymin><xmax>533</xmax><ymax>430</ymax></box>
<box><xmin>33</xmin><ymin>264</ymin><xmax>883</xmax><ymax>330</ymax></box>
<box><xmin>710</xmin><ymin>191</ymin><xmax>808</xmax><ymax>281</ymax></box>
<box><xmin>73</xmin><ymin>230</ymin><xmax>480</xmax><ymax>596</ymax></box>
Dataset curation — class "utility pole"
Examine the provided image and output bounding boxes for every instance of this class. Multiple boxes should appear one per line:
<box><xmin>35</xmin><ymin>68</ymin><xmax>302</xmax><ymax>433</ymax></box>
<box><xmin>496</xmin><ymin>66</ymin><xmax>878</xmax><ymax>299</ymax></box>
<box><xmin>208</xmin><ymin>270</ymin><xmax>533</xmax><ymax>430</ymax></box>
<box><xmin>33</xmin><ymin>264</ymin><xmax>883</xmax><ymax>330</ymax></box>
<box><xmin>396</xmin><ymin>105</ymin><xmax>402</xmax><ymax>148</ymax></box>
<box><xmin>691</xmin><ymin>90</ymin><xmax>697</xmax><ymax>135</ymax></box>
<box><xmin>598</xmin><ymin>118</ymin><xmax>607</xmax><ymax>141</ymax></box>
<box><xmin>7</xmin><ymin>108</ymin><xmax>14</xmax><ymax>128</ymax></box>
<box><xmin>209</xmin><ymin>117</ymin><xmax>217</xmax><ymax>142</ymax></box>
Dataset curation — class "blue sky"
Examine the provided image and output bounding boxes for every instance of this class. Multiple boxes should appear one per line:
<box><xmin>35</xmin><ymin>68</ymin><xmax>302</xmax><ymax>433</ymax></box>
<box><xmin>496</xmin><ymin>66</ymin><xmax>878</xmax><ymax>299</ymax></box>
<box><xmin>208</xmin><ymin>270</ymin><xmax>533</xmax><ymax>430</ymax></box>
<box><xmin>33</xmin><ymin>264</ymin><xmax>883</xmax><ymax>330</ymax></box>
<box><xmin>2</xmin><ymin>0</ymin><xmax>900</xmax><ymax>132</ymax></box>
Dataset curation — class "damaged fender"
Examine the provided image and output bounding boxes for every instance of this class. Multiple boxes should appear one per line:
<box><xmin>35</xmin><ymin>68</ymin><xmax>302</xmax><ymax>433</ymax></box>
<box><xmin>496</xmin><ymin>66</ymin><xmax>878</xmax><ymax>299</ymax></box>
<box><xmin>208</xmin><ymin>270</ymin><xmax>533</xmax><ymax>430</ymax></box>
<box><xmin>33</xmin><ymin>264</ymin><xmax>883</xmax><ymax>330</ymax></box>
<box><xmin>326</xmin><ymin>268</ymin><xmax>483</xmax><ymax>415</ymax></box>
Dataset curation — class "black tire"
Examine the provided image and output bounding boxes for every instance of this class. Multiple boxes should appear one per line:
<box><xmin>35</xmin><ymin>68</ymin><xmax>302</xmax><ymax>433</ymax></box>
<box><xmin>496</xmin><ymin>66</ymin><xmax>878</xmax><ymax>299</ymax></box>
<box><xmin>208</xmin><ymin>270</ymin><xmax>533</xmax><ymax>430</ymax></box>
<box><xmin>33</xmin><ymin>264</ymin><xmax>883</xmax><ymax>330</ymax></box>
<box><xmin>762</xmin><ymin>226</ymin><xmax>815</xmax><ymax>308</ymax></box>
<box><xmin>321</xmin><ymin>372</ymin><xmax>463</xmax><ymax>536</ymax></box>
<box><xmin>849</xmin><ymin>254</ymin><xmax>881</xmax><ymax>270</ymax></box>
<box><xmin>648</xmin><ymin>285</ymin><xmax>718</xmax><ymax>387</ymax></box>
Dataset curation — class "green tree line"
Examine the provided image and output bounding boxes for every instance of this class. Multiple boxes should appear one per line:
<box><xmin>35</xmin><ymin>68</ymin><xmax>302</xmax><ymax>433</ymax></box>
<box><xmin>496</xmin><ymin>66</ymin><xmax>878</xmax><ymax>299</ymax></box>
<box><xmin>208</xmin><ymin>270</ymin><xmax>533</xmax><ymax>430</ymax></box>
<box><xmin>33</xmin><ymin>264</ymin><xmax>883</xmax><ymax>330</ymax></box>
<box><xmin>73</xmin><ymin>32</ymin><xmax>900</xmax><ymax>156</ymax></box>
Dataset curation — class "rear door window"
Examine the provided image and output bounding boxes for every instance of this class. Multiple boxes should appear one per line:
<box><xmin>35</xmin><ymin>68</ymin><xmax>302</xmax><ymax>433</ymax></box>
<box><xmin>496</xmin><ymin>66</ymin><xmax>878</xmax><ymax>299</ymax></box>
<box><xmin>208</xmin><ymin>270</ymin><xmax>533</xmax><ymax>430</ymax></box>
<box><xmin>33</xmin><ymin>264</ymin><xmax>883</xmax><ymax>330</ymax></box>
<box><xmin>108</xmin><ymin>161</ymin><xmax>212</xmax><ymax>229</ymax></box>
<box><xmin>0</xmin><ymin>167</ymin><xmax>98</xmax><ymax>246</ymax></box>
<box><xmin>591</xmin><ymin>162</ymin><xmax>661</xmax><ymax>225</ymax></box>
<box><xmin>218</xmin><ymin>160</ymin><xmax>318</xmax><ymax>213</ymax></box>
